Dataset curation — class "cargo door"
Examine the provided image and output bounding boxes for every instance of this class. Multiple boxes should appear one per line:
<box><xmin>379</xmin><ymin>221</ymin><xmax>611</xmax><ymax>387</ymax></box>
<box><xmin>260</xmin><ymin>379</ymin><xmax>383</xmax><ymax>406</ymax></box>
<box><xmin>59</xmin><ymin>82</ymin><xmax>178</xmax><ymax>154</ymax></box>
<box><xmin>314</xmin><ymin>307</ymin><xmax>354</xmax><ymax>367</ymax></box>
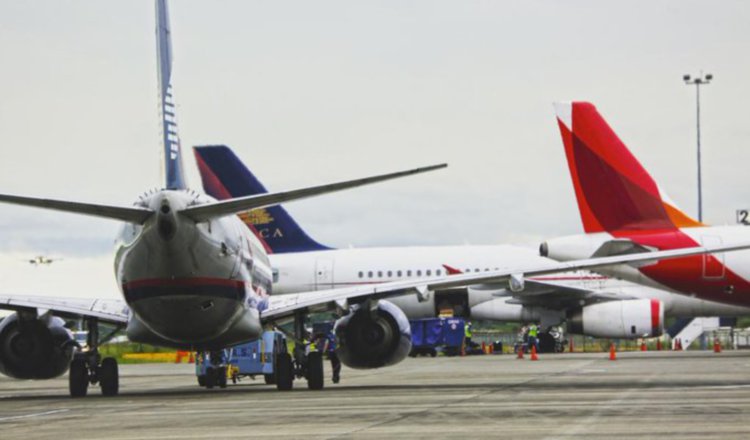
<box><xmin>314</xmin><ymin>259</ymin><xmax>334</xmax><ymax>290</ymax></box>
<box><xmin>701</xmin><ymin>236</ymin><xmax>726</xmax><ymax>279</ymax></box>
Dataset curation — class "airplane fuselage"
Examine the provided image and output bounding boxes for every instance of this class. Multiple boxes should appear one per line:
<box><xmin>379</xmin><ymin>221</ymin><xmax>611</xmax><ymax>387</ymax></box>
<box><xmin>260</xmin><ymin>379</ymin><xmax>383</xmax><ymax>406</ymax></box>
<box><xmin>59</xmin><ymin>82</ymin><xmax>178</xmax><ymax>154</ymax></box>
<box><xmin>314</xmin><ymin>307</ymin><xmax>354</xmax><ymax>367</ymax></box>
<box><xmin>544</xmin><ymin>225</ymin><xmax>750</xmax><ymax>308</ymax></box>
<box><xmin>114</xmin><ymin>190</ymin><xmax>273</xmax><ymax>350</ymax></box>
<box><xmin>268</xmin><ymin>244</ymin><xmax>750</xmax><ymax>325</ymax></box>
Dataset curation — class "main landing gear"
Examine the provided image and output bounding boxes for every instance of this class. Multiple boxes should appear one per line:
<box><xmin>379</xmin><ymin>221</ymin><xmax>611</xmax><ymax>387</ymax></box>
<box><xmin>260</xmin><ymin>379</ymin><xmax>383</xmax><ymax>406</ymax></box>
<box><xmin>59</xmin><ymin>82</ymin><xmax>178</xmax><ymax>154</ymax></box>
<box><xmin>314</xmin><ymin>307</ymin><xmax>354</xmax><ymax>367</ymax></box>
<box><xmin>69</xmin><ymin>318</ymin><xmax>120</xmax><ymax>397</ymax></box>
<box><xmin>275</xmin><ymin>311</ymin><xmax>324</xmax><ymax>391</ymax></box>
<box><xmin>197</xmin><ymin>351</ymin><xmax>228</xmax><ymax>389</ymax></box>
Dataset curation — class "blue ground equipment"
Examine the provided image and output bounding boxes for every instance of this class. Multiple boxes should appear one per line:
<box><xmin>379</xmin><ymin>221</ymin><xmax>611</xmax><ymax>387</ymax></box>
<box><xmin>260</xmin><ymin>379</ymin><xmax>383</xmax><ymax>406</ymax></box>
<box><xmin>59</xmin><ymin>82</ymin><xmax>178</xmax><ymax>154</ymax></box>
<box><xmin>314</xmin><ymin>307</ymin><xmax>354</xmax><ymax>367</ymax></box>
<box><xmin>409</xmin><ymin>317</ymin><xmax>466</xmax><ymax>357</ymax></box>
<box><xmin>196</xmin><ymin>331</ymin><xmax>287</xmax><ymax>387</ymax></box>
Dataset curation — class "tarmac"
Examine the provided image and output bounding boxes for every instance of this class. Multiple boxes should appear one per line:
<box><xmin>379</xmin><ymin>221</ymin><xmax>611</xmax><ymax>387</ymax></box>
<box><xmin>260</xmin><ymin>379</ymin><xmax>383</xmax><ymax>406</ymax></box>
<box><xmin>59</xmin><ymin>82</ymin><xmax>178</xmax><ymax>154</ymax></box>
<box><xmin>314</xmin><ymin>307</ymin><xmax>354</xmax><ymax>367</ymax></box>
<box><xmin>1</xmin><ymin>350</ymin><xmax>750</xmax><ymax>439</ymax></box>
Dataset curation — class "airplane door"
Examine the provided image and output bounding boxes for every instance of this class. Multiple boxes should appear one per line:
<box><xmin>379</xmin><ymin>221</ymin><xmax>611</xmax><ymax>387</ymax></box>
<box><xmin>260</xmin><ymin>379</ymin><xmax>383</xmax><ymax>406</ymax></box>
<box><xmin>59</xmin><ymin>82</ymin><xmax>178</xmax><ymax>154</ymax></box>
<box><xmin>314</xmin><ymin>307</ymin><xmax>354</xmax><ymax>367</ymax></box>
<box><xmin>701</xmin><ymin>236</ymin><xmax>726</xmax><ymax>279</ymax></box>
<box><xmin>315</xmin><ymin>259</ymin><xmax>334</xmax><ymax>290</ymax></box>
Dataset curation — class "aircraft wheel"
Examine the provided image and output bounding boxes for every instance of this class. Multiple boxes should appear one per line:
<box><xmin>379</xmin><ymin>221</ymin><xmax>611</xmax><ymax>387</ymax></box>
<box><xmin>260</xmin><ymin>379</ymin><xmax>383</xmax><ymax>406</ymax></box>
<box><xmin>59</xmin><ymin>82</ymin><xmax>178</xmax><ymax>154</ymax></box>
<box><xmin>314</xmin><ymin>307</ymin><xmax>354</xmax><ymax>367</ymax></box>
<box><xmin>69</xmin><ymin>359</ymin><xmax>89</xmax><ymax>398</ymax></box>
<box><xmin>276</xmin><ymin>353</ymin><xmax>293</xmax><ymax>391</ymax></box>
<box><xmin>205</xmin><ymin>367</ymin><xmax>216</xmax><ymax>389</ymax></box>
<box><xmin>218</xmin><ymin>367</ymin><xmax>228</xmax><ymax>389</ymax></box>
<box><xmin>307</xmin><ymin>352</ymin><xmax>324</xmax><ymax>390</ymax></box>
<box><xmin>538</xmin><ymin>333</ymin><xmax>556</xmax><ymax>354</ymax></box>
<box><xmin>99</xmin><ymin>357</ymin><xmax>119</xmax><ymax>396</ymax></box>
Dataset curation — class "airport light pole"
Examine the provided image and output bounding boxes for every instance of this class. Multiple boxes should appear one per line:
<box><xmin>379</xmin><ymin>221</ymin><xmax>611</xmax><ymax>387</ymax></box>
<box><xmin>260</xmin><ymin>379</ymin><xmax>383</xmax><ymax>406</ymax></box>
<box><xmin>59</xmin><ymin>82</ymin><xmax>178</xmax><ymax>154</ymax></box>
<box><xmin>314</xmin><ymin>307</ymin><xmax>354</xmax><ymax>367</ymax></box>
<box><xmin>683</xmin><ymin>72</ymin><xmax>712</xmax><ymax>222</ymax></box>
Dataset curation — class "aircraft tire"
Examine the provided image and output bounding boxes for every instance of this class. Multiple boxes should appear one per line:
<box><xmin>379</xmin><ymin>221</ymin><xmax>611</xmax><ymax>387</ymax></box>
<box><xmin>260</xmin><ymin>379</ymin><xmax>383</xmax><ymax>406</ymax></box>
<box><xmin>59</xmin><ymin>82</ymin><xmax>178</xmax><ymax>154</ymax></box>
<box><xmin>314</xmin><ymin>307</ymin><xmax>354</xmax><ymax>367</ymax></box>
<box><xmin>307</xmin><ymin>352</ymin><xmax>324</xmax><ymax>390</ymax></box>
<box><xmin>205</xmin><ymin>367</ymin><xmax>216</xmax><ymax>389</ymax></box>
<box><xmin>99</xmin><ymin>357</ymin><xmax>119</xmax><ymax>396</ymax></box>
<box><xmin>69</xmin><ymin>359</ymin><xmax>88</xmax><ymax>398</ymax></box>
<box><xmin>276</xmin><ymin>353</ymin><xmax>293</xmax><ymax>391</ymax></box>
<box><xmin>218</xmin><ymin>367</ymin><xmax>228</xmax><ymax>388</ymax></box>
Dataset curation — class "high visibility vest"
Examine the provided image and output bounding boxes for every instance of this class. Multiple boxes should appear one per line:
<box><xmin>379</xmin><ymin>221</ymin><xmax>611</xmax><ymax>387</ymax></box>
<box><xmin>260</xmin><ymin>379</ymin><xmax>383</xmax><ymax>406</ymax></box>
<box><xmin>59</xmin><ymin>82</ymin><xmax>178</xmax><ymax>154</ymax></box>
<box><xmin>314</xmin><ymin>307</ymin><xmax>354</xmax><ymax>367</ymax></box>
<box><xmin>465</xmin><ymin>325</ymin><xmax>472</xmax><ymax>338</ymax></box>
<box><xmin>529</xmin><ymin>325</ymin><xmax>538</xmax><ymax>337</ymax></box>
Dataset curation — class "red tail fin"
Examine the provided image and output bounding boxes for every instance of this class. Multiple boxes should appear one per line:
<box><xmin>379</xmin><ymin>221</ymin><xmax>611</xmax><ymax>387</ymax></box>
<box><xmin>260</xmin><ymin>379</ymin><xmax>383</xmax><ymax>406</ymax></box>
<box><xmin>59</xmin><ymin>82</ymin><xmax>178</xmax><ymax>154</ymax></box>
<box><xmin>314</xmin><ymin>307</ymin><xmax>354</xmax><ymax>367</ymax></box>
<box><xmin>554</xmin><ymin>102</ymin><xmax>702</xmax><ymax>233</ymax></box>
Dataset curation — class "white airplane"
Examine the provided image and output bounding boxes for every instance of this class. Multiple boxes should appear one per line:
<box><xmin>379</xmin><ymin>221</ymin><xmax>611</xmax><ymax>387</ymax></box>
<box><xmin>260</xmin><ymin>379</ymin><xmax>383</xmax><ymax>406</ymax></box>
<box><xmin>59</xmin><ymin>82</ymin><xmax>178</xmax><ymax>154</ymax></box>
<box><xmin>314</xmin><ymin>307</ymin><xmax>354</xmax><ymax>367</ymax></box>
<box><xmin>27</xmin><ymin>255</ymin><xmax>60</xmax><ymax>266</ymax></box>
<box><xmin>194</xmin><ymin>145</ymin><xmax>750</xmax><ymax>349</ymax></box>
<box><xmin>0</xmin><ymin>1</ymin><xmax>744</xmax><ymax>398</ymax></box>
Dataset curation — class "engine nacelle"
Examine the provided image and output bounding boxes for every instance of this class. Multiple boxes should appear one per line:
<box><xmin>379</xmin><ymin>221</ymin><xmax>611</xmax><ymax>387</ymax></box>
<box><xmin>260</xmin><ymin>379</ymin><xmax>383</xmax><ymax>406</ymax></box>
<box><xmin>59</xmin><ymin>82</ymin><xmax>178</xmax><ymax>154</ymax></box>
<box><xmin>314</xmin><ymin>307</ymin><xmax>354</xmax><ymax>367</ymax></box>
<box><xmin>0</xmin><ymin>313</ymin><xmax>76</xmax><ymax>379</ymax></box>
<box><xmin>567</xmin><ymin>299</ymin><xmax>664</xmax><ymax>339</ymax></box>
<box><xmin>334</xmin><ymin>300</ymin><xmax>411</xmax><ymax>369</ymax></box>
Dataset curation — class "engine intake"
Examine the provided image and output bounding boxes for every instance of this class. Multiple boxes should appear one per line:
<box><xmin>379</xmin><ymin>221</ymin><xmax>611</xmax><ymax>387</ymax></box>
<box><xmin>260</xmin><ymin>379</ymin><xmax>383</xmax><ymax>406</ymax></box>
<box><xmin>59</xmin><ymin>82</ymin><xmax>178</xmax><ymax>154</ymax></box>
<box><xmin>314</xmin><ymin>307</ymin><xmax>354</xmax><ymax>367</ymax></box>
<box><xmin>567</xmin><ymin>299</ymin><xmax>664</xmax><ymax>339</ymax></box>
<box><xmin>0</xmin><ymin>313</ymin><xmax>75</xmax><ymax>379</ymax></box>
<box><xmin>334</xmin><ymin>300</ymin><xmax>411</xmax><ymax>369</ymax></box>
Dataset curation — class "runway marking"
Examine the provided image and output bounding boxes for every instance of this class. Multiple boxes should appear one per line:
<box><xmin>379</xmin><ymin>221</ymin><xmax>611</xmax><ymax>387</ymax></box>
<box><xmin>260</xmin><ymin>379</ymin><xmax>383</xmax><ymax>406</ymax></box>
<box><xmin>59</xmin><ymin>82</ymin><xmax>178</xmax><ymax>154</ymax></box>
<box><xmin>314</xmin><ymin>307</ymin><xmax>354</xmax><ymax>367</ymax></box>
<box><xmin>0</xmin><ymin>409</ymin><xmax>69</xmax><ymax>422</ymax></box>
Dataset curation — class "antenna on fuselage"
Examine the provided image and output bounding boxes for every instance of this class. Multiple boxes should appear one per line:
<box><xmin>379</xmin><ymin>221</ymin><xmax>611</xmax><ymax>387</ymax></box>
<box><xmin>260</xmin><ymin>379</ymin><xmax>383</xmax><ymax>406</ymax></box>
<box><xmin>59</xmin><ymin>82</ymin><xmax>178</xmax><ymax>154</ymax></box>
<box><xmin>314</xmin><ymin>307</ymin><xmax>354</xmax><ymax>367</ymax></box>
<box><xmin>156</xmin><ymin>0</ymin><xmax>187</xmax><ymax>190</ymax></box>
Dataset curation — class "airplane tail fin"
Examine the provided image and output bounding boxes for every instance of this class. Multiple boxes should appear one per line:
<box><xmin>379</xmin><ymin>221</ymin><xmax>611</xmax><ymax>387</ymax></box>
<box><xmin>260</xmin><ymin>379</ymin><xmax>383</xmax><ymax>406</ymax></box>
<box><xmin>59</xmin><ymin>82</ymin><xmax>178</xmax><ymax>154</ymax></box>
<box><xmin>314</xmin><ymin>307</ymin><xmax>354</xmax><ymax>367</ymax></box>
<box><xmin>553</xmin><ymin>101</ymin><xmax>702</xmax><ymax>233</ymax></box>
<box><xmin>156</xmin><ymin>0</ymin><xmax>186</xmax><ymax>190</ymax></box>
<box><xmin>194</xmin><ymin>145</ymin><xmax>333</xmax><ymax>253</ymax></box>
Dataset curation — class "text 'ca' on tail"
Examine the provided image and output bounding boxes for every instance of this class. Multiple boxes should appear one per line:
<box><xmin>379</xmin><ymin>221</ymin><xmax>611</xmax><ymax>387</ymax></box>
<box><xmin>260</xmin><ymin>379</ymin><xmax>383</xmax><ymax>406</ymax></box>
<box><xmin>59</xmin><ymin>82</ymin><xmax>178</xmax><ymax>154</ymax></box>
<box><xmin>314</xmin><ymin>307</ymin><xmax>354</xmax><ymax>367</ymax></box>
<box><xmin>194</xmin><ymin>145</ymin><xmax>332</xmax><ymax>254</ymax></box>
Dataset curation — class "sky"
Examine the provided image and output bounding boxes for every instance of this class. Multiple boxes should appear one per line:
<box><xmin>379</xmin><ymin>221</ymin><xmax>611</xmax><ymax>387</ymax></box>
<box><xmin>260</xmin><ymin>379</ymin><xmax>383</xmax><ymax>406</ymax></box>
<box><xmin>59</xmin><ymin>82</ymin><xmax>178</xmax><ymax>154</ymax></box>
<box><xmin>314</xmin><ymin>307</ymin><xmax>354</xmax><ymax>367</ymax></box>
<box><xmin>0</xmin><ymin>0</ymin><xmax>749</xmax><ymax>297</ymax></box>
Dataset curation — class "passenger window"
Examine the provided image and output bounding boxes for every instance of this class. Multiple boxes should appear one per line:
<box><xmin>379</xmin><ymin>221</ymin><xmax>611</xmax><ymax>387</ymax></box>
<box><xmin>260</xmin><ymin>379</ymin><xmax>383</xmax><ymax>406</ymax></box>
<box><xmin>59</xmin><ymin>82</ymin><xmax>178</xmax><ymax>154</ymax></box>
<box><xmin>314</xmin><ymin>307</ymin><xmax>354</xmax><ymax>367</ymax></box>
<box><xmin>407</xmin><ymin>270</ymin><xmax>412</xmax><ymax>277</ymax></box>
<box><xmin>426</xmin><ymin>269</ymin><xmax>432</xmax><ymax>276</ymax></box>
<box><xmin>397</xmin><ymin>270</ymin><xmax>402</xmax><ymax>277</ymax></box>
<box><xmin>368</xmin><ymin>271</ymin><xmax>373</xmax><ymax>278</ymax></box>
<box><xmin>416</xmin><ymin>270</ymin><xmax>422</xmax><ymax>276</ymax></box>
<box><xmin>436</xmin><ymin>269</ymin><xmax>442</xmax><ymax>276</ymax></box>
<box><xmin>358</xmin><ymin>271</ymin><xmax>363</xmax><ymax>278</ymax></box>
<box><xmin>387</xmin><ymin>270</ymin><xmax>392</xmax><ymax>277</ymax></box>
<box><xmin>378</xmin><ymin>271</ymin><xmax>383</xmax><ymax>278</ymax></box>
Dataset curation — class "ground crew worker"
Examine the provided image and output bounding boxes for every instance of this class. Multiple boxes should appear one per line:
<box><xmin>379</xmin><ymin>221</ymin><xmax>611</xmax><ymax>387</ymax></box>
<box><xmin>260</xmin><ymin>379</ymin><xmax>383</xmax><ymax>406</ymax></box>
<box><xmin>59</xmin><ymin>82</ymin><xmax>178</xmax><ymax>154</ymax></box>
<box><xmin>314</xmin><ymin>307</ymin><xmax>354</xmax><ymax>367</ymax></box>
<box><xmin>322</xmin><ymin>331</ymin><xmax>341</xmax><ymax>384</ymax></box>
<box><xmin>528</xmin><ymin>323</ymin><xmax>539</xmax><ymax>352</ymax></box>
<box><xmin>464</xmin><ymin>321</ymin><xmax>473</xmax><ymax>347</ymax></box>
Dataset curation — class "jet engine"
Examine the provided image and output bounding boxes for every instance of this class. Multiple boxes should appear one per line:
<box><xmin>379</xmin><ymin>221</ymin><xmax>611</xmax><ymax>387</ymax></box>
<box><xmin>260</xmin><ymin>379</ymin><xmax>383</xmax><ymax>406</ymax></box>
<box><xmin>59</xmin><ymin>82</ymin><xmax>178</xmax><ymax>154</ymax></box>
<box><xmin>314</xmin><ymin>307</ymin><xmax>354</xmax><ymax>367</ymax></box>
<box><xmin>334</xmin><ymin>300</ymin><xmax>411</xmax><ymax>369</ymax></box>
<box><xmin>567</xmin><ymin>299</ymin><xmax>664</xmax><ymax>339</ymax></box>
<box><xmin>0</xmin><ymin>313</ymin><xmax>76</xmax><ymax>379</ymax></box>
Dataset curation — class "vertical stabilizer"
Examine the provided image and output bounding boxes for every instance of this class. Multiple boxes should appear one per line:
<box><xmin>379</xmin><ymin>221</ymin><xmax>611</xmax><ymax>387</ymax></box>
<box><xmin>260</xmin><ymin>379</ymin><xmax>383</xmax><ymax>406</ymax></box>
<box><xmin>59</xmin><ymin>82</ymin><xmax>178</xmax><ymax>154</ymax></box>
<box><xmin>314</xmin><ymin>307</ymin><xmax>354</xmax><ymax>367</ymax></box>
<box><xmin>156</xmin><ymin>0</ymin><xmax>186</xmax><ymax>190</ymax></box>
<box><xmin>194</xmin><ymin>145</ymin><xmax>332</xmax><ymax>253</ymax></box>
<box><xmin>553</xmin><ymin>101</ymin><xmax>702</xmax><ymax>233</ymax></box>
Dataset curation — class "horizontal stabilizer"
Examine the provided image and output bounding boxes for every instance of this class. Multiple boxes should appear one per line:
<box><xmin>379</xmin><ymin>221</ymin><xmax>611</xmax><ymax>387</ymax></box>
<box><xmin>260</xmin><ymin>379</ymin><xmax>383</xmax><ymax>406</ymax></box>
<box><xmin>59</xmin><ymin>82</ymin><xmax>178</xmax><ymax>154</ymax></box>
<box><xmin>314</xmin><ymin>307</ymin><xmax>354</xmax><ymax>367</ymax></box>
<box><xmin>179</xmin><ymin>163</ymin><xmax>447</xmax><ymax>222</ymax></box>
<box><xmin>0</xmin><ymin>194</ymin><xmax>153</xmax><ymax>224</ymax></box>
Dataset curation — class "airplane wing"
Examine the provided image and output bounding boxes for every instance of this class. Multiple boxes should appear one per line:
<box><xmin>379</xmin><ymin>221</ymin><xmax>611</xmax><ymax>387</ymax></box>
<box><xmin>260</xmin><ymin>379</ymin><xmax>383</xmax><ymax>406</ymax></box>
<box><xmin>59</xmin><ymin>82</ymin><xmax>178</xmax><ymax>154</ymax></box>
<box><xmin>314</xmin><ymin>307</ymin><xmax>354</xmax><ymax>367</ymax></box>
<box><xmin>0</xmin><ymin>295</ymin><xmax>129</xmax><ymax>325</ymax></box>
<box><xmin>1</xmin><ymin>242</ymin><xmax>747</xmax><ymax>330</ymax></box>
<box><xmin>501</xmin><ymin>279</ymin><xmax>638</xmax><ymax>309</ymax></box>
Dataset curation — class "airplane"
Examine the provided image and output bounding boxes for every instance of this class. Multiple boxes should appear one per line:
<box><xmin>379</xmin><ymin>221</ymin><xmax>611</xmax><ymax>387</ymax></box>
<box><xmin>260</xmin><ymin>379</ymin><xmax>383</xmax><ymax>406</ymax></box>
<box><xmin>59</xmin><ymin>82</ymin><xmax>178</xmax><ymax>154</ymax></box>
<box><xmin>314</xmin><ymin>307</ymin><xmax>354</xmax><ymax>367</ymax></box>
<box><xmin>193</xmin><ymin>145</ymin><xmax>750</xmax><ymax>348</ymax></box>
<box><xmin>541</xmin><ymin>101</ymin><xmax>750</xmax><ymax>308</ymax></box>
<box><xmin>0</xmin><ymin>2</ymin><xmax>743</xmax><ymax>398</ymax></box>
<box><xmin>27</xmin><ymin>255</ymin><xmax>60</xmax><ymax>266</ymax></box>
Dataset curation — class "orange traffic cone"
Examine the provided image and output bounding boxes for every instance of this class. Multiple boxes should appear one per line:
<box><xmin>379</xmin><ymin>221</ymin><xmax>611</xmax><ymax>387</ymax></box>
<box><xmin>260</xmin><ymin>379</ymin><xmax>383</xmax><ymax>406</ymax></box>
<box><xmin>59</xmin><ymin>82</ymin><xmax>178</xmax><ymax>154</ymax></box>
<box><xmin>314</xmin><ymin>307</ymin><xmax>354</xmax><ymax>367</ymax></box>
<box><xmin>713</xmin><ymin>338</ymin><xmax>722</xmax><ymax>353</ymax></box>
<box><xmin>481</xmin><ymin>341</ymin><xmax>486</xmax><ymax>353</ymax></box>
<box><xmin>188</xmin><ymin>352</ymin><xmax>195</xmax><ymax>364</ymax></box>
<box><xmin>656</xmin><ymin>339</ymin><xmax>662</xmax><ymax>351</ymax></box>
<box><xmin>609</xmin><ymin>343</ymin><xmax>617</xmax><ymax>361</ymax></box>
<box><xmin>569</xmin><ymin>338</ymin><xmax>575</xmax><ymax>353</ymax></box>
<box><xmin>516</xmin><ymin>346</ymin><xmax>524</xmax><ymax>359</ymax></box>
<box><xmin>530</xmin><ymin>344</ymin><xmax>539</xmax><ymax>361</ymax></box>
<box><xmin>640</xmin><ymin>341</ymin><xmax>647</xmax><ymax>351</ymax></box>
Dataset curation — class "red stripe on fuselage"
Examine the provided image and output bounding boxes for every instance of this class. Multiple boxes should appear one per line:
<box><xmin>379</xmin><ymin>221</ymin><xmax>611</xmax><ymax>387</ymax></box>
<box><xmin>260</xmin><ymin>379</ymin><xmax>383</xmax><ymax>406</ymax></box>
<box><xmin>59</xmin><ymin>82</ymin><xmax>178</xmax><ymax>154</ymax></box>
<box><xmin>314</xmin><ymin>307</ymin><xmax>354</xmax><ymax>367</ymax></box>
<box><xmin>123</xmin><ymin>277</ymin><xmax>247</xmax><ymax>290</ymax></box>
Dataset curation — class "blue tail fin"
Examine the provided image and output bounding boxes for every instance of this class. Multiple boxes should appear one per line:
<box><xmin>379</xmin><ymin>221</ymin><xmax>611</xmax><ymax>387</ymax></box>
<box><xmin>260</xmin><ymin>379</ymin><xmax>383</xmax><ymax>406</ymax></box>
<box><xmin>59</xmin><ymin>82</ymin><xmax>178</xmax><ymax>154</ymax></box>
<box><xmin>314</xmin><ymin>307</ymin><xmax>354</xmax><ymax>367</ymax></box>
<box><xmin>156</xmin><ymin>0</ymin><xmax>186</xmax><ymax>190</ymax></box>
<box><xmin>194</xmin><ymin>145</ymin><xmax>332</xmax><ymax>253</ymax></box>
